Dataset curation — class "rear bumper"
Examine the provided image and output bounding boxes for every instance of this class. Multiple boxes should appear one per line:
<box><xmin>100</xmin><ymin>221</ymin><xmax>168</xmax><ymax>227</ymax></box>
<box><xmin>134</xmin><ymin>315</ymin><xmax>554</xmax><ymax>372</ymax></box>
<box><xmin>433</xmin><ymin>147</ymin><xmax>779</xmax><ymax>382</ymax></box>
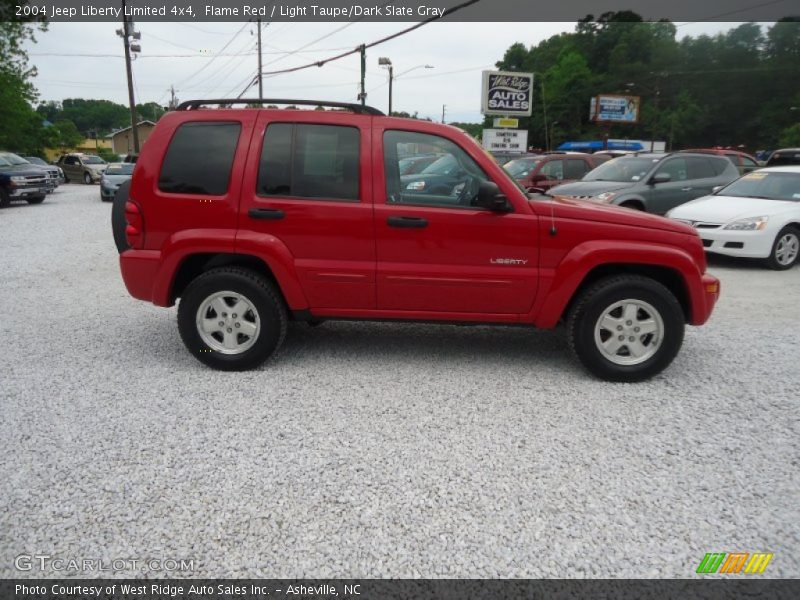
<box><xmin>119</xmin><ymin>250</ymin><xmax>161</xmax><ymax>304</ymax></box>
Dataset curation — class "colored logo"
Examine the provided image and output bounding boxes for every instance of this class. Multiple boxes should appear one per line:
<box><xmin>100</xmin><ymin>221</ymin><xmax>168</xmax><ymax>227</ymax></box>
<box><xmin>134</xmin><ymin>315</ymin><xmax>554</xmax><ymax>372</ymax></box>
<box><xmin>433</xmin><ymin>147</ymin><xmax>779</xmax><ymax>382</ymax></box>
<box><xmin>696</xmin><ymin>552</ymin><xmax>773</xmax><ymax>574</ymax></box>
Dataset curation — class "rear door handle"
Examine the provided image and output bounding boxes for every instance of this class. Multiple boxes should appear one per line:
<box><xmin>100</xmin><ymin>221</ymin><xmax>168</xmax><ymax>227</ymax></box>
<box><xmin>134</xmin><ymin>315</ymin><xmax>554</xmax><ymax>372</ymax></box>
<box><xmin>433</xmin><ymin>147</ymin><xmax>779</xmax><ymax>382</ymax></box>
<box><xmin>681</xmin><ymin>187</ymin><xmax>693</xmax><ymax>192</ymax></box>
<box><xmin>248</xmin><ymin>208</ymin><xmax>285</xmax><ymax>220</ymax></box>
<box><xmin>387</xmin><ymin>216</ymin><xmax>428</xmax><ymax>228</ymax></box>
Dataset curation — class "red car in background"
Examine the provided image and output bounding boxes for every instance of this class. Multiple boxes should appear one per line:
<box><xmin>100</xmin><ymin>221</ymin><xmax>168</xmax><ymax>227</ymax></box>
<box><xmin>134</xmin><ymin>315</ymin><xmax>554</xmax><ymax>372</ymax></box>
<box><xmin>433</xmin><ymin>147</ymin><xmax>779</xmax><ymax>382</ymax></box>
<box><xmin>679</xmin><ymin>148</ymin><xmax>760</xmax><ymax>175</ymax></box>
<box><xmin>504</xmin><ymin>152</ymin><xmax>609</xmax><ymax>191</ymax></box>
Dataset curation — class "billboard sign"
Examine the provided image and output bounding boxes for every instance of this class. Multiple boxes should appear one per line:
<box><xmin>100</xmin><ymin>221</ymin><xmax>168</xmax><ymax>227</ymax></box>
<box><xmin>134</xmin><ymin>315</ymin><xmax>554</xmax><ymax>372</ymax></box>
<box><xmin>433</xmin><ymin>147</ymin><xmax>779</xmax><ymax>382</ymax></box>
<box><xmin>482</xmin><ymin>128</ymin><xmax>529</xmax><ymax>153</ymax></box>
<box><xmin>481</xmin><ymin>71</ymin><xmax>534</xmax><ymax>117</ymax></box>
<box><xmin>592</xmin><ymin>94</ymin><xmax>640</xmax><ymax>123</ymax></box>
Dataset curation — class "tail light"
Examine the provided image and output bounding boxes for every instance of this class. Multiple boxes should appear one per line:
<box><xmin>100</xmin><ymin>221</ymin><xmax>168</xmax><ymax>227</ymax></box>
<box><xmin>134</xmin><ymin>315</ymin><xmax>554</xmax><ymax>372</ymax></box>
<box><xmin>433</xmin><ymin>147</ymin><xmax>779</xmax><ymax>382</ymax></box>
<box><xmin>124</xmin><ymin>200</ymin><xmax>145</xmax><ymax>249</ymax></box>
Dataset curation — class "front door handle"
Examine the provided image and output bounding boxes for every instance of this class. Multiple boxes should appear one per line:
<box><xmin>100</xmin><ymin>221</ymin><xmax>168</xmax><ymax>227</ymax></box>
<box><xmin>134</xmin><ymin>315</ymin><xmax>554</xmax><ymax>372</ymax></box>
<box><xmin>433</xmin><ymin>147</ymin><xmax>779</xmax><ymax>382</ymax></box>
<box><xmin>249</xmin><ymin>208</ymin><xmax>285</xmax><ymax>220</ymax></box>
<box><xmin>681</xmin><ymin>187</ymin><xmax>693</xmax><ymax>192</ymax></box>
<box><xmin>387</xmin><ymin>216</ymin><xmax>428</xmax><ymax>228</ymax></box>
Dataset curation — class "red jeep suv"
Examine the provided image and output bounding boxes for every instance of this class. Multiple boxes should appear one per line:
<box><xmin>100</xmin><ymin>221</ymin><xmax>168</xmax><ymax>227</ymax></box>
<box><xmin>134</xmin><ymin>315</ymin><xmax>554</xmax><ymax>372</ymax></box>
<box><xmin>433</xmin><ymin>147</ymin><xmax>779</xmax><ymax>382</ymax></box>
<box><xmin>114</xmin><ymin>99</ymin><xmax>719</xmax><ymax>382</ymax></box>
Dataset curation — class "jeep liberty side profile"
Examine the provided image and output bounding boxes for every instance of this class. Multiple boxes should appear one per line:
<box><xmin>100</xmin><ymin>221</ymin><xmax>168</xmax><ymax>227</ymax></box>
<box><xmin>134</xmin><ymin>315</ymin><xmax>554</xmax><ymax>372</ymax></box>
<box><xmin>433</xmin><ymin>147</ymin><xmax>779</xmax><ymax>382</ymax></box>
<box><xmin>113</xmin><ymin>99</ymin><xmax>720</xmax><ymax>382</ymax></box>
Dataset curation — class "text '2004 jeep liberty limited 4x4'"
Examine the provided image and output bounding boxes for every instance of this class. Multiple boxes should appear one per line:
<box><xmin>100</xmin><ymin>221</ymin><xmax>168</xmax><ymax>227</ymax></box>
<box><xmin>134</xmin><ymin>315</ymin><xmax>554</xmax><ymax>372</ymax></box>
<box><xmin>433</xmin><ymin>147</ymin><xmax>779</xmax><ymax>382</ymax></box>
<box><xmin>113</xmin><ymin>99</ymin><xmax>720</xmax><ymax>382</ymax></box>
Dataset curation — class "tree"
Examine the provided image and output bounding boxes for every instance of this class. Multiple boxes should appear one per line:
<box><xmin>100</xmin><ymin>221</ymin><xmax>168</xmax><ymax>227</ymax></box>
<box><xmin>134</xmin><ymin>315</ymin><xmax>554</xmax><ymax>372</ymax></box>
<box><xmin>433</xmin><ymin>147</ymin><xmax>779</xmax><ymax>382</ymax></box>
<box><xmin>51</xmin><ymin>120</ymin><xmax>84</xmax><ymax>152</ymax></box>
<box><xmin>0</xmin><ymin>1</ymin><xmax>49</xmax><ymax>153</ymax></box>
<box><xmin>778</xmin><ymin>123</ymin><xmax>800</xmax><ymax>147</ymax></box>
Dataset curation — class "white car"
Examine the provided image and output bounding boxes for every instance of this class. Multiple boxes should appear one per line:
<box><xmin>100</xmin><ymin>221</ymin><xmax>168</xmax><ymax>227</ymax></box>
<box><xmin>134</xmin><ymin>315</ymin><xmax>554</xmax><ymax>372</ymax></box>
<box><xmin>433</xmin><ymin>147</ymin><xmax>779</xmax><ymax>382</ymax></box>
<box><xmin>667</xmin><ymin>166</ymin><xmax>800</xmax><ymax>270</ymax></box>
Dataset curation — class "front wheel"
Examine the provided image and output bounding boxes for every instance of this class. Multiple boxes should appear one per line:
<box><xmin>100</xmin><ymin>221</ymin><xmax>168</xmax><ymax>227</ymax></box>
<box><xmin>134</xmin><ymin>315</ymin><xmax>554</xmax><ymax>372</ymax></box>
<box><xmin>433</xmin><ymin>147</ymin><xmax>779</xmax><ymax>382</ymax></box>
<box><xmin>765</xmin><ymin>226</ymin><xmax>799</xmax><ymax>270</ymax></box>
<box><xmin>83</xmin><ymin>172</ymin><xmax>93</xmax><ymax>184</ymax></box>
<box><xmin>177</xmin><ymin>267</ymin><xmax>287</xmax><ymax>371</ymax></box>
<box><xmin>567</xmin><ymin>275</ymin><xmax>685</xmax><ymax>382</ymax></box>
<box><xmin>0</xmin><ymin>188</ymin><xmax>9</xmax><ymax>208</ymax></box>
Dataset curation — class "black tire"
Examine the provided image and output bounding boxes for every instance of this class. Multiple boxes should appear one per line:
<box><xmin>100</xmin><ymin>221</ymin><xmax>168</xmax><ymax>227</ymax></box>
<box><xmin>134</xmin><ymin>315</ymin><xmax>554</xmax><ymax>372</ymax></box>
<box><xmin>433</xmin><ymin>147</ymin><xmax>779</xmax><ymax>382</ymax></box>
<box><xmin>0</xmin><ymin>188</ymin><xmax>10</xmax><ymax>208</ymax></box>
<box><xmin>765</xmin><ymin>226</ymin><xmax>800</xmax><ymax>270</ymax></box>
<box><xmin>83</xmin><ymin>171</ymin><xmax>93</xmax><ymax>184</ymax></box>
<box><xmin>27</xmin><ymin>195</ymin><xmax>46</xmax><ymax>204</ymax></box>
<box><xmin>111</xmin><ymin>180</ymin><xmax>131</xmax><ymax>253</ymax></box>
<box><xmin>620</xmin><ymin>201</ymin><xmax>644</xmax><ymax>211</ymax></box>
<box><xmin>567</xmin><ymin>275</ymin><xmax>685</xmax><ymax>382</ymax></box>
<box><xmin>177</xmin><ymin>267</ymin><xmax>287</xmax><ymax>371</ymax></box>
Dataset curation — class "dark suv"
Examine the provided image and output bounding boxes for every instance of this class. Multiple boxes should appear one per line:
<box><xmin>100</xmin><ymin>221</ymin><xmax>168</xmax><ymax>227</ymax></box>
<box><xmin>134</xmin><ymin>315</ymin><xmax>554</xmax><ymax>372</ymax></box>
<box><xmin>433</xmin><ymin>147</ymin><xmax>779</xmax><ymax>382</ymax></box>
<box><xmin>549</xmin><ymin>152</ymin><xmax>740</xmax><ymax>214</ymax></box>
<box><xmin>0</xmin><ymin>152</ymin><xmax>49</xmax><ymax>207</ymax></box>
<box><xmin>113</xmin><ymin>99</ymin><xmax>720</xmax><ymax>382</ymax></box>
<box><xmin>766</xmin><ymin>148</ymin><xmax>800</xmax><ymax>167</ymax></box>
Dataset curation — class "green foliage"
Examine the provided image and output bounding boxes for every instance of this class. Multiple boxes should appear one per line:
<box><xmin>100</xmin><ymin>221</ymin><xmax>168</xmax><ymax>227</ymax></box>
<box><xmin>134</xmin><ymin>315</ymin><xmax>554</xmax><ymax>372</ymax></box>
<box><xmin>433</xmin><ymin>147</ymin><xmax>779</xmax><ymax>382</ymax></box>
<box><xmin>96</xmin><ymin>147</ymin><xmax>119</xmax><ymax>162</ymax></box>
<box><xmin>778</xmin><ymin>123</ymin><xmax>800</xmax><ymax>147</ymax></box>
<box><xmin>50</xmin><ymin>120</ymin><xmax>84</xmax><ymax>151</ymax></box>
<box><xmin>0</xmin><ymin>1</ymin><xmax>48</xmax><ymax>153</ymax></box>
<box><xmin>494</xmin><ymin>16</ymin><xmax>800</xmax><ymax>150</ymax></box>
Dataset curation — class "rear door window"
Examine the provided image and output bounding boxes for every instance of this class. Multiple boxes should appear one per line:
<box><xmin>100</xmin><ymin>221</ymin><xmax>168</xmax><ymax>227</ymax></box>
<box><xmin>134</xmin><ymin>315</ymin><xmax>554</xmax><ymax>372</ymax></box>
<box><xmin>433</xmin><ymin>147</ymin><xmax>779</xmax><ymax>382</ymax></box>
<box><xmin>565</xmin><ymin>158</ymin><xmax>590</xmax><ymax>179</ymax></box>
<box><xmin>257</xmin><ymin>123</ymin><xmax>360</xmax><ymax>201</ymax></box>
<box><xmin>687</xmin><ymin>157</ymin><xmax>718</xmax><ymax>179</ymax></box>
<box><xmin>159</xmin><ymin>122</ymin><xmax>241</xmax><ymax>195</ymax></box>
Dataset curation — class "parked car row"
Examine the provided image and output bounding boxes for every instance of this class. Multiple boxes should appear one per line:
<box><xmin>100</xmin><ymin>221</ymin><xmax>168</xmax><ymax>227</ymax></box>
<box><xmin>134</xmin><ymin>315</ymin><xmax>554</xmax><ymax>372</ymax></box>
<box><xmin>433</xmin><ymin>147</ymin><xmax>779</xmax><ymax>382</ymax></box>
<box><xmin>0</xmin><ymin>152</ymin><xmax>57</xmax><ymax>208</ymax></box>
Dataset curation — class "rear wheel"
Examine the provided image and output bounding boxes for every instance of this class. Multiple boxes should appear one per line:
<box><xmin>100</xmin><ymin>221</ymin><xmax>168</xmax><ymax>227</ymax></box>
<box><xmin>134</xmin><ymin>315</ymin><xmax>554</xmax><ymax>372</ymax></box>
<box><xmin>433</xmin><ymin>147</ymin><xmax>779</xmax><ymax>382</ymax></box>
<box><xmin>178</xmin><ymin>267</ymin><xmax>287</xmax><ymax>371</ymax></box>
<box><xmin>765</xmin><ymin>226</ymin><xmax>799</xmax><ymax>270</ymax></box>
<box><xmin>27</xmin><ymin>196</ymin><xmax>45</xmax><ymax>204</ymax></box>
<box><xmin>567</xmin><ymin>275</ymin><xmax>684</xmax><ymax>382</ymax></box>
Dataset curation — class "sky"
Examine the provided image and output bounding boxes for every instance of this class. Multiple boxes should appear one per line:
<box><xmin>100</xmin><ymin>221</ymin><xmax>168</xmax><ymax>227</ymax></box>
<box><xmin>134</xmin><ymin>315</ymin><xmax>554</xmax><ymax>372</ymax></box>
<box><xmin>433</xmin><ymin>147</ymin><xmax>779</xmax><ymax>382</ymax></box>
<box><xmin>25</xmin><ymin>21</ymin><xmax>750</xmax><ymax>123</ymax></box>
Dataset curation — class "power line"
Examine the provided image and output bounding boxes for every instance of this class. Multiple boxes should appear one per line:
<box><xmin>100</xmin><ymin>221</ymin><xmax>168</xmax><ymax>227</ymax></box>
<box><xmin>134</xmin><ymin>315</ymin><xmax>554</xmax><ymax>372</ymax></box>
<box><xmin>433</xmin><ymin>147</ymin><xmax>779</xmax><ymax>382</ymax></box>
<box><xmin>174</xmin><ymin>21</ymin><xmax>250</xmax><ymax>88</ymax></box>
<box><xmin>258</xmin><ymin>0</ymin><xmax>480</xmax><ymax>79</ymax></box>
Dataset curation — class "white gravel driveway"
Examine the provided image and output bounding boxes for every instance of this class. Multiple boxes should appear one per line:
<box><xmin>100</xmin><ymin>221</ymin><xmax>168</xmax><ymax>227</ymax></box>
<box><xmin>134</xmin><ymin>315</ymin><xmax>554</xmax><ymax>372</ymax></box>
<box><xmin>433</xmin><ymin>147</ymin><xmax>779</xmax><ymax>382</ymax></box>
<box><xmin>1</xmin><ymin>184</ymin><xmax>798</xmax><ymax>578</ymax></box>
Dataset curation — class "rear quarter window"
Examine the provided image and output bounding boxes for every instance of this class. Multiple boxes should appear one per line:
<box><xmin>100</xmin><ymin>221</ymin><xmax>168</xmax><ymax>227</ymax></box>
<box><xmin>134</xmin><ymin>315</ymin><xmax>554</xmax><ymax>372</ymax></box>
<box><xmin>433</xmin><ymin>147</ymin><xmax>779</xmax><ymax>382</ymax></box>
<box><xmin>158</xmin><ymin>121</ymin><xmax>241</xmax><ymax>195</ymax></box>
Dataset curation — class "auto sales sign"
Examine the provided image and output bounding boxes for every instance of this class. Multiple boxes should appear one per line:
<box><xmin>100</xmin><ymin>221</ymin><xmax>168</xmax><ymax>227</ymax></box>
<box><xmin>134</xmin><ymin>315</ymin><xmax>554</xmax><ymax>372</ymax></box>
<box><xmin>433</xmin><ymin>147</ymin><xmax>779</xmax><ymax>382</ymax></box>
<box><xmin>481</xmin><ymin>71</ymin><xmax>534</xmax><ymax>117</ymax></box>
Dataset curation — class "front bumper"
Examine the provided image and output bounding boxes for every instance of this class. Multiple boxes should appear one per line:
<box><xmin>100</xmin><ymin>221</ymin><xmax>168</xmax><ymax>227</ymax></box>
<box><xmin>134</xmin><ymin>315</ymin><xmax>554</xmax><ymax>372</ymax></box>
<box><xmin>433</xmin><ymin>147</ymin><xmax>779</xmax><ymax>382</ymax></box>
<box><xmin>695</xmin><ymin>273</ymin><xmax>721</xmax><ymax>325</ymax></box>
<box><xmin>101</xmin><ymin>185</ymin><xmax>119</xmax><ymax>198</ymax></box>
<box><xmin>696</xmin><ymin>228</ymin><xmax>774</xmax><ymax>259</ymax></box>
<box><xmin>10</xmin><ymin>183</ymin><xmax>48</xmax><ymax>198</ymax></box>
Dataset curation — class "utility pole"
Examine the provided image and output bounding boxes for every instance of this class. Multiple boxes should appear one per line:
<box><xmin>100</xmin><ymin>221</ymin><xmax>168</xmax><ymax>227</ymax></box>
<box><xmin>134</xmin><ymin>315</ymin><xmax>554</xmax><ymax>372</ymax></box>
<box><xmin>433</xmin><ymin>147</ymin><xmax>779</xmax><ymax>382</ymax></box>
<box><xmin>168</xmin><ymin>86</ymin><xmax>177</xmax><ymax>111</ymax></box>
<box><xmin>540</xmin><ymin>77</ymin><xmax>549</xmax><ymax>151</ymax></box>
<box><xmin>120</xmin><ymin>0</ymin><xmax>139</xmax><ymax>153</ymax></box>
<box><xmin>441</xmin><ymin>104</ymin><xmax>446</xmax><ymax>124</ymax></box>
<box><xmin>257</xmin><ymin>18</ymin><xmax>263</xmax><ymax>101</ymax></box>
<box><xmin>387</xmin><ymin>65</ymin><xmax>393</xmax><ymax>115</ymax></box>
<box><xmin>358</xmin><ymin>44</ymin><xmax>366</xmax><ymax>106</ymax></box>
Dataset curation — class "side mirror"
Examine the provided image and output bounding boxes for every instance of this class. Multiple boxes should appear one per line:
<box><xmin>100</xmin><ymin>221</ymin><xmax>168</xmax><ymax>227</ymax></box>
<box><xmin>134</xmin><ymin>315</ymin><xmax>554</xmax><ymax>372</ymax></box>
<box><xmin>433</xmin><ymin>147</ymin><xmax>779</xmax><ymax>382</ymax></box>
<box><xmin>651</xmin><ymin>172</ymin><xmax>671</xmax><ymax>184</ymax></box>
<box><xmin>476</xmin><ymin>181</ymin><xmax>510</xmax><ymax>212</ymax></box>
<box><xmin>712</xmin><ymin>185</ymin><xmax>724</xmax><ymax>194</ymax></box>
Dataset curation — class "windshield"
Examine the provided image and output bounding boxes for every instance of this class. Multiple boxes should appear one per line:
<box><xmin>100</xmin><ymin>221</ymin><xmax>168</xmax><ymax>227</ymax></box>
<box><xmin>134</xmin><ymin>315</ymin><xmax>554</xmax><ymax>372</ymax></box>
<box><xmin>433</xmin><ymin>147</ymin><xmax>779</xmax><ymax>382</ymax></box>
<box><xmin>105</xmin><ymin>164</ymin><xmax>135</xmax><ymax>175</ymax></box>
<box><xmin>83</xmin><ymin>156</ymin><xmax>106</xmax><ymax>165</ymax></box>
<box><xmin>24</xmin><ymin>157</ymin><xmax>47</xmax><ymax>165</ymax></box>
<box><xmin>0</xmin><ymin>152</ymin><xmax>30</xmax><ymax>166</ymax></box>
<box><xmin>504</xmin><ymin>158</ymin><xmax>541</xmax><ymax>178</ymax></box>
<box><xmin>421</xmin><ymin>154</ymin><xmax>459</xmax><ymax>175</ymax></box>
<box><xmin>584</xmin><ymin>157</ymin><xmax>660</xmax><ymax>182</ymax></box>
<box><xmin>718</xmin><ymin>171</ymin><xmax>800</xmax><ymax>201</ymax></box>
<box><xmin>0</xmin><ymin>156</ymin><xmax>12</xmax><ymax>167</ymax></box>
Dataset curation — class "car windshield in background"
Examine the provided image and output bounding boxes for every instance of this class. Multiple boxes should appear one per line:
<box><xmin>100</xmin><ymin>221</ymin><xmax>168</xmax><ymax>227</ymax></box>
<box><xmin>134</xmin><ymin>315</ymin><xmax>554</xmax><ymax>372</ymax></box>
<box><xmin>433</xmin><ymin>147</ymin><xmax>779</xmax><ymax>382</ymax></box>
<box><xmin>504</xmin><ymin>158</ymin><xmax>541</xmax><ymax>177</ymax></box>
<box><xmin>719</xmin><ymin>171</ymin><xmax>800</xmax><ymax>201</ymax></box>
<box><xmin>584</xmin><ymin>157</ymin><xmax>660</xmax><ymax>182</ymax></box>
<box><xmin>421</xmin><ymin>154</ymin><xmax>459</xmax><ymax>175</ymax></box>
<box><xmin>83</xmin><ymin>156</ymin><xmax>106</xmax><ymax>165</ymax></box>
<box><xmin>105</xmin><ymin>164</ymin><xmax>134</xmax><ymax>175</ymax></box>
<box><xmin>0</xmin><ymin>156</ymin><xmax>12</xmax><ymax>167</ymax></box>
<box><xmin>24</xmin><ymin>157</ymin><xmax>47</xmax><ymax>165</ymax></box>
<box><xmin>0</xmin><ymin>152</ymin><xmax>31</xmax><ymax>166</ymax></box>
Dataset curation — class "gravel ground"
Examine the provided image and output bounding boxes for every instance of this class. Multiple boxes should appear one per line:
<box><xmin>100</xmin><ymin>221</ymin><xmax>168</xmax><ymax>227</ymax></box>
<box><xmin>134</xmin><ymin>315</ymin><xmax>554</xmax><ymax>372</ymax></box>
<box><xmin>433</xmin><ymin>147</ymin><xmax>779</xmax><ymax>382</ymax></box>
<box><xmin>1</xmin><ymin>184</ymin><xmax>798</xmax><ymax>578</ymax></box>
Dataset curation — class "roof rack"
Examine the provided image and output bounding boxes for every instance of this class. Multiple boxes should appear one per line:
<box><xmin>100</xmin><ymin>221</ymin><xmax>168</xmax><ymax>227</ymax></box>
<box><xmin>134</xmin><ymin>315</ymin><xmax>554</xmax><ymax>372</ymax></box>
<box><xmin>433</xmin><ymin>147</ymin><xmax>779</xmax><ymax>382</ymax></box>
<box><xmin>175</xmin><ymin>98</ymin><xmax>384</xmax><ymax>116</ymax></box>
